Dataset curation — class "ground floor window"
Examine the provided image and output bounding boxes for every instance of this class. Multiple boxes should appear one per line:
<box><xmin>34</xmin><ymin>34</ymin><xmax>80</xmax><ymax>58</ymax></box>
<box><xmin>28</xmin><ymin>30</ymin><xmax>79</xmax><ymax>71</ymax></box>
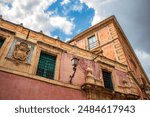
<box><xmin>36</xmin><ymin>52</ymin><xmax>56</xmax><ymax>80</ymax></box>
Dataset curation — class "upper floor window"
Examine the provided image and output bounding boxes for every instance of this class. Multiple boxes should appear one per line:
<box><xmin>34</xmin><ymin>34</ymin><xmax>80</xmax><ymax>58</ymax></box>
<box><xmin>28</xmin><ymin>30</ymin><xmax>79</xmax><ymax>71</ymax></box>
<box><xmin>36</xmin><ymin>52</ymin><xmax>56</xmax><ymax>80</ymax></box>
<box><xmin>102</xmin><ymin>70</ymin><xmax>114</xmax><ymax>90</ymax></box>
<box><xmin>88</xmin><ymin>35</ymin><xmax>97</xmax><ymax>50</ymax></box>
<box><xmin>0</xmin><ymin>37</ymin><xmax>5</xmax><ymax>48</ymax></box>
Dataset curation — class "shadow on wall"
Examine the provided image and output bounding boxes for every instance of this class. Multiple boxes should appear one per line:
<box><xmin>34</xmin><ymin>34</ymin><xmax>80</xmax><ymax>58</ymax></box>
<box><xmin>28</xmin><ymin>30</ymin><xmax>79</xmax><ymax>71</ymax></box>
<box><xmin>59</xmin><ymin>52</ymin><xmax>102</xmax><ymax>85</ymax></box>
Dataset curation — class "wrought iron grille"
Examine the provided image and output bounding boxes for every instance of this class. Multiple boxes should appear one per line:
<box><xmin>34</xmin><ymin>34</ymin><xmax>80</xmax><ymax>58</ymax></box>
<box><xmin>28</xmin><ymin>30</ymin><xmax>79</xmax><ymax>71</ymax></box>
<box><xmin>88</xmin><ymin>40</ymin><xmax>99</xmax><ymax>50</ymax></box>
<box><xmin>36</xmin><ymin>52</ymin><xmax>56</xmax><ymax>80</ymax></box>
<box><xmin>87</xmin><ymin>35</ymin><xmax>99</xmax><ymax>50</ymax></box>
<box><xmin>102</xmin><ymin>71</ymin><xmax>114</xmax><ymax>90</ymax></box>
<box><xmin>0</xmin><ymin>38</ymin><xmax>5</xmax><ymax>48</ymax></box>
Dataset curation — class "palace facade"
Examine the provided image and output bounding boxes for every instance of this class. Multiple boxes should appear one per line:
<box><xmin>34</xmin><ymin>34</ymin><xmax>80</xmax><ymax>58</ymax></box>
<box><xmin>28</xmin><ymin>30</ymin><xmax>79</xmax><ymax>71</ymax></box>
<box><xmin>0</xmin><ymin>16</ymin><xmax>150</xmax><ymax>99</ymax></box>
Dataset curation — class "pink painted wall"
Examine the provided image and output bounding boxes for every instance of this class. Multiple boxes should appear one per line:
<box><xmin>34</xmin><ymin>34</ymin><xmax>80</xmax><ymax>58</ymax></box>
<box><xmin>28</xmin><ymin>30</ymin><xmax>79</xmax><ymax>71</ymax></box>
<box><xmin>0</xmin><ymin>52</ymin><xmax>101</xmax><ymax>100</ymax></box>
<box><xmin>115</xmin><ymin>70</ymin><xmax>129</xmax><ymax>86</ymax></box>
<box><xmin>0</xmin><ymin>52</ymin><xmax>141</xmax><ymax>100</ymax></box>
<box><xmin>0</xmin><ymin>71</ymin><xmax>86</xmax><ymax>100</ymax></box>
<box><xmin>59</xmin><ymin>52</ymin><xmax>102</xmax><ymax>85</ymax></box>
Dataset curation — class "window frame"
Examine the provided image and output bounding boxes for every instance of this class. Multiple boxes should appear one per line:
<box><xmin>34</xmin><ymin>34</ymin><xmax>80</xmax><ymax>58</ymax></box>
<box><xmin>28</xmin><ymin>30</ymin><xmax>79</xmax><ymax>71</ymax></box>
<box><xmin>34</xmin><ymin>45</ymin><xmax>61</xmax><ymax>81</ymax></box>
<box><xmin>88</xmin><ymin>35</ymin><xmax>97</xmax><ymax>50</ymax></box>
<box><xmin>102</xmin><ymin>70</ymin><xmax>114</xmax><ymax>91</ymax></box>
<box><xmin>0</xmin><ymin>36</ymin><xmax>5</xmax><ymax>48</ymax></box>
<box><xmin>36</xmin><ymin>51</ymin><xmax>57</xmax><ymax>80</ymax></box>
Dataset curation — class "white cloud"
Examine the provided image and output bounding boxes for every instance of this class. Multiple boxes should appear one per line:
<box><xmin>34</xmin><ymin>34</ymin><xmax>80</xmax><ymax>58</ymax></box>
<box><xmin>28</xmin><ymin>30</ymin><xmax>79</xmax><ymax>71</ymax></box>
<box><xmin>61</xmin><ymin>1</ymin><xmax>83</xmax><ymax>15</ymax></box>
<box><xmin>92</xmin><ymin>13</ymin><xmax>101</xmax><ymax>25</ymax></box>
<box><xmin>0</xmin><ymin>0</ymin><xmax>74</xmax><ymax>36</ymax></box>
<box><xmin>135</xmin><ymin>49</ymin><xmax>150</xmax><ymax>79</ymax></box>
<box><xmin>61</xmin><ymin>0</ymin><xmax>70</xmax><ymax>5</ymax></box>
<box><xmin>80</xmin><ymin>0</ymin><xmax>114</xmax><ymax>8</ymax></box>
<box><xmin>80</xmin><ymin>0</ymin><xmax>114</xmax><ymax>25</ymax></box>
<box><xmin>0</xmin><ymin>0</ymin><xmax>14</xmax><ymax>4</ymax></box>
<box><xmin>49</xmin><ymin>16</ymin><xmax>75</xmax><ymax>35</ymax></box>
<box><xmin>72</xmin><ymin>2</ymin><xmax>83</xmax><ymax>12</ymax></box>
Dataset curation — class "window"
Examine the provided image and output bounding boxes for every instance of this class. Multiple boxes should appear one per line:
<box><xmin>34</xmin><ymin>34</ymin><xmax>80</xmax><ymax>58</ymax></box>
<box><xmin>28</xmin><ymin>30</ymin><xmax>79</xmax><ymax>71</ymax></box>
<box><xmin>36</xmin><ymin>52</ymin><xmax>56</xmax><ymax>80</ymax></box>
<box><xmin>0</xmin><ymin>37</ymin><xmax>5</xmax><ymax>48</ymax></box>
<box><xmin>88</xmin><ymin>35</ymin><xmax>97</xmax><ymax>50</ymax></box>
<box><xmin>102</xmin><ymin>70</ymin><xmax>114</xmax><ymax>90</ymax></box>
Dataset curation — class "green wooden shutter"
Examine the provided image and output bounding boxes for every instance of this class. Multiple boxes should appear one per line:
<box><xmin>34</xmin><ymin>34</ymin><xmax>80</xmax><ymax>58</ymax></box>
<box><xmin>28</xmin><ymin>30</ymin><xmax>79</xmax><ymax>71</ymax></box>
<box><xmin>36</xmin><ymin>52</ymin><xmax>56</xmax><ymax>80</ymax></box>
<box><xmin>102</xmin><ymin>71</ymin><xmax>114</xmax><ymax>90</ymax></box>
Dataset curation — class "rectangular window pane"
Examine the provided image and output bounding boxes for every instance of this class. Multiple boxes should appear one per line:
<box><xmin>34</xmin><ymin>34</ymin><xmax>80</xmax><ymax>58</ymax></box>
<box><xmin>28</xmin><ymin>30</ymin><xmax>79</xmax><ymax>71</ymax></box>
<box><xmin>102</xmin><ymin>71</ymin><xmax>114</xmax><ymax>90</ymax></box>
<box><xmin>0</xmin><ymin>37</ymin><xmax>5</xmax><ymax>48</ymax></box>
<box><xmin>88</xmin><ymin>35</ymin><xmax>97</xmax><ymax>50</ymax></box>
<box><xmin>36</xmin><ymin>52</ymin><xmax>56</xmax><ymax>80</ymax></box>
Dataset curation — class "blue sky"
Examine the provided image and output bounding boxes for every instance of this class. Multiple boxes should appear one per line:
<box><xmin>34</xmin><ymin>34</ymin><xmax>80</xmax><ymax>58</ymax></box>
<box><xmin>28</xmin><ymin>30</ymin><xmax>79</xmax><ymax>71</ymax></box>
<box><xmin>47</xmin><ymin>0</ymin><xmax>94</xmax><ymax>40</ymax></box>
<box><xmin>0</xmin><ymin>0</ymin><xmax>150</xmax><ymax>79</ymax></box>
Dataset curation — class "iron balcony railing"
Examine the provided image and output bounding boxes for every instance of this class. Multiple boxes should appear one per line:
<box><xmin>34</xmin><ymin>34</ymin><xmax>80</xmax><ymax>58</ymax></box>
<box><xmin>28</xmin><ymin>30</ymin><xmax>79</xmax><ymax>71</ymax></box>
<box><xmin>86</xmin><ymin>40</ymin><xmax>99</xmax><ymax>50</ymax></box>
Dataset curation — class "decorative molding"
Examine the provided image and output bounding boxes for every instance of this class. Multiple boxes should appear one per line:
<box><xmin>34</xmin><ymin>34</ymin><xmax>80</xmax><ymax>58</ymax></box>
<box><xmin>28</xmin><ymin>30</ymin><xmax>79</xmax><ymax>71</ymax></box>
<box><xmin>12</xmin><ymin>42</ymin><xmax>30</xmax><ymax>65</ymax></box>
<box><xmin>7</xmin><ymin>38</ymin><xmax>34</xmax><ymax>65</ymax></box>
<box><xmin>0</xmin><ymin>27</ymin><xmax>15</xmax><ymax>35</ymax></box>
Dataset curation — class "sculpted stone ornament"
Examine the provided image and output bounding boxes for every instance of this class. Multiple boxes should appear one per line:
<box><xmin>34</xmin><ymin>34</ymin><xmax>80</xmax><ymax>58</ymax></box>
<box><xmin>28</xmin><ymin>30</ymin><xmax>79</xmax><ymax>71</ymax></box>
<box><xmin>12</xmin><ymin>42</ymin><xmax>30</xmax><ymax>65</ymax></box>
